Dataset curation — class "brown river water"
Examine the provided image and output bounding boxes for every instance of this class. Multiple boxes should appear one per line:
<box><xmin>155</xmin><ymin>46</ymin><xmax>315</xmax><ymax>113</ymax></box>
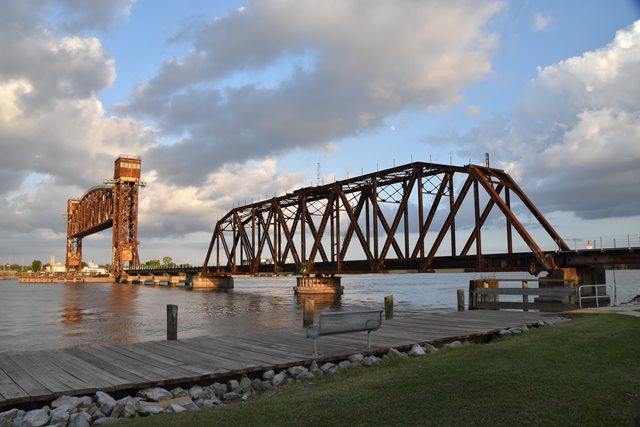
<box><xmin>0</xmin><ymin>270</ymin><xmax>638</xmax><ymax>353</ymax></box>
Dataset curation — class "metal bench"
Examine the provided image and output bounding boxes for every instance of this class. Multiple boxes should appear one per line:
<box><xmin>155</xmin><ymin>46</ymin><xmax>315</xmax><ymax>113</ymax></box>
<box><xmin>305</xmin><ymin>310</ymin><xmax>383</xmax><ymax>356</ymax></box>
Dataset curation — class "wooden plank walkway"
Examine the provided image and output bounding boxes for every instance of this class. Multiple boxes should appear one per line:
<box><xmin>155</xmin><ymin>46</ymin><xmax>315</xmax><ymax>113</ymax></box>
<box><xmin>0</xmin><ymin>310</ymin><xmax>553</xmax><ymax>409</ymax></box>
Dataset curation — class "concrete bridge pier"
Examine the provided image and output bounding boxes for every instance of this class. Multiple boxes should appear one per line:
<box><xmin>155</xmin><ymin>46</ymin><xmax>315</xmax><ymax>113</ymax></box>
<box><xmin>169</xmin><ymin>276</ymin><xmax>181</xmax><ymax>286</ymax></box>
<box><xmin>545</xmin><ymin>267</ymin><xmax>606</xmax><ymax>289</ymax></box>
<box><xmin>294</xmin><ymin>275</ymin><xmax>343</xmax><ymax>295</ymax></box>
<box><xmin>191</xmin><ymin>274</ymin><xmax>234</xmax><ymax>289</ymax></box>
<box><xmin>152</xmin><ymin>275</ymin><xmax>171</xmax><ymax>285</ymax></box>
<box><xmin>543</xmin><ymin>266</ymin><xmax>608</xmax><ymax>304</ymax></box>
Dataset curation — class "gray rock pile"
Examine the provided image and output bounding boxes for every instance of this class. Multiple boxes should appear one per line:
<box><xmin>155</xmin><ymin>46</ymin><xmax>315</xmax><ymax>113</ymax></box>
<box><xmin>498</xmin><ymin>316</ymin><xmax>569</xmax><ymax>337</ymax></box>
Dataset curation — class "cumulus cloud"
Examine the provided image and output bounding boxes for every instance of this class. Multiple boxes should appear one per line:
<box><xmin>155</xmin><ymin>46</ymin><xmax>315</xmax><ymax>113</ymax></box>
<box><xmin>54</xmin><ymin>0</ymin><xmax>136</xmax><ymax>31</ymax></box>
<box><xmin>0</xmin><ymin>0</ymin><xmax>151</xmax><ymax>263</ymax></box>
<box><xmin>138</xmin><ymin>158</ymin><xmax>307</xmax><ymax>238</ymax></box>
<box><xmin>461</xmin><ymin>20</ymin><xmax>640</xmax><ymax>220</ymax></box>
<box><xmin>121</xmin><ymin>0</ymin><xmax>502</xmax><ymax>186</ymax></box>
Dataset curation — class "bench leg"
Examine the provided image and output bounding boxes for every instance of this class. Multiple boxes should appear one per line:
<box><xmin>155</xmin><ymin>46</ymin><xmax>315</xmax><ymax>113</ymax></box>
<box><xmin>312</xmin><ymin>338</ymin><xmax>318</xmax><ymax>357</ymax></box>
<box><xmin>367</xmin><ymin>331</ymin><xmax>372</xmax><ymax>348</ymax></box>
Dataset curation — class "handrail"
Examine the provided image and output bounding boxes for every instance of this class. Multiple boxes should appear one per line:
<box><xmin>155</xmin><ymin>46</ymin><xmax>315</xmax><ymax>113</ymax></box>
<box><xmin>578</xmin><ymin>285</ymin><xmax>611</xmax><ymax>309</ymax></box>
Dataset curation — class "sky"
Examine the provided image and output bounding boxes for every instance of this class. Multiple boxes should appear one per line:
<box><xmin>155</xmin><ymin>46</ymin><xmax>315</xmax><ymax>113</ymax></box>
<box><xmin>1</xmin><ymin>0</ymin><xmax>639</xmax><ymax>266</ymax></box>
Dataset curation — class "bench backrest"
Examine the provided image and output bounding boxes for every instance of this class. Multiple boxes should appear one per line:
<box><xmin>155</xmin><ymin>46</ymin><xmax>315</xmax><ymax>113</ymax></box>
<box><xmin>318</xmin><ymin>310</ymin><xmax>383</xmax><ymax>333</ymax></box>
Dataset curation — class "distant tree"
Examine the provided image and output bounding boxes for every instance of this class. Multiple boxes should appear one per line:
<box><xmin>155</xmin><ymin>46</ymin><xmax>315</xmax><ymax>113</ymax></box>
<box><xmin>143</xmin><ymin>259</ymin><xmax>161</xmax><ymax>268</ymax></box>
<box><xmin>162</xmin><ymin>256</ymin><xmax>173</xmax><ymax>266</ymax></box>
<box><xmin>81</xmin><ymin>261</ymin><xmax>88</xmax><ymax>268</ymax></box>
<box><xmin>31</xmin><ymin>259</ymin><xmax>42</xmax><ymax>272</ymax></box>
<box><xmin>100</xmin><ymin>264</ymin><xmax>112</xmax><ymax>272</ymax></box>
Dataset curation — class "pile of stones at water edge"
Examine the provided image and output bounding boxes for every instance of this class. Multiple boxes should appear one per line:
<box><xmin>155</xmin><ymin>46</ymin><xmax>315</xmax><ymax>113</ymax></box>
<box><xmin>497</xmin><ymin>316</ymin><xmax>570</xmax><ymax>337</ymax></box>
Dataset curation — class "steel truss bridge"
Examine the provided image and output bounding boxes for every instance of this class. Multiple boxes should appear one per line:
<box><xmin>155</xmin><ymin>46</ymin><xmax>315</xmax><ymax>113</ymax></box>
<box><xmin>66</xmin><ymin>156</ymin><xmax>143</xmax><ymax>276</ymax></box>
<box><xmin>198</xmin><ymin>162</ymin><xmax>639</xmax><ymax>277</ymax></box>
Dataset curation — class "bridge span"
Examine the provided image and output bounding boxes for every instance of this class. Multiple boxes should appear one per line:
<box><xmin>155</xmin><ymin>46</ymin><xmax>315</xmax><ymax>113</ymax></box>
<box><xmin>136</xmin><ymin>161</ymin><xmax>639</xmax><ymax>293</ymax></box>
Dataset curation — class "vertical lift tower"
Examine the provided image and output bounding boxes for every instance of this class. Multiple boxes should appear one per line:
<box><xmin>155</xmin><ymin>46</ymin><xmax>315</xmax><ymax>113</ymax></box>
<box><xmin>65</xmin><ymin>156</ymin><xmax>142</xmax><ymax>277</ymax></box>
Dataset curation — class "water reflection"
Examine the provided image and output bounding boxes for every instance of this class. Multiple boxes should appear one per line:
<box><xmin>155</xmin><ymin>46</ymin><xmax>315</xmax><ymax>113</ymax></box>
<box><xmin>295</xmin><ymin>293</ymin><xmax>343</xmax><ymax>310</ymax></box>
<box><xmin>61</xmin><ymin>283</ymin><xmax>85</xmax><ymax>326</ymax></box>
<box><xmin>106</xmin><ymin>283</ymin><xmax>140</xmax><ymax>345</ymax></box>
<box><xmin>1</xmin><ymin>269</ymin><xmax>637</xmax><ymax>353</ymax></box>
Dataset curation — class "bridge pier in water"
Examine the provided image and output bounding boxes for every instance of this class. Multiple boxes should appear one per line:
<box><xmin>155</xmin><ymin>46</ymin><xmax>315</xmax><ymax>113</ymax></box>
<box><xmin>192</xmin><ymin>274</ymin><xmax>234</xmax><ymax>289</ymax></box>
<box><xmin>294</xmin><ymin>275</ymin><xmax>343</xmax><ymax>295</ymax></box>
<box><xmin>545</xmin><ymin>266</ymin><xmax>605</xmax><ymax>287</ymax></box>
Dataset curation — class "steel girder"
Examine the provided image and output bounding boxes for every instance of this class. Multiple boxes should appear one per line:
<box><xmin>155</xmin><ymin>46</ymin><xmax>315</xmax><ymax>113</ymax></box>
<box><xmin>202</xmin><ymin>162</ymin><xmax>570</xmax><ymax>276</ymax></box>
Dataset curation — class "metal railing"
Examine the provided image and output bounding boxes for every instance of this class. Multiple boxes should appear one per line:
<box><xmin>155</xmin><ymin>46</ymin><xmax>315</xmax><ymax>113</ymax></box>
<box><xmin>562</xmin><ymin>234</ymin><xmax>640</xmax><ymax>251</ymax></box>
<box><xmin>578</xmin><ymin>284</ymin><xmax>612</xmax><ymax>309</ymax></box>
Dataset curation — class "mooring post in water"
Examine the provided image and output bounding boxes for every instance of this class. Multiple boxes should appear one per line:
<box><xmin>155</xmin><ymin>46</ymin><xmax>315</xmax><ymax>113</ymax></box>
<box><xmin>384</xmin><ymin>295</ymin><xmax>394</xmax><ymax>319</ymax></box>
<box><xmin>167</xmin><ymin>304</ymin><xmax>178</xmax><ymax>340</ymax></box>
<box><xmin>303</xmin><ymin>299</ymin><xmax>315</xmax><ymax>327</ymax></box>
<box><xmin>457</xmin><ymin>288</ymin><xmax>465</xmax><ymax>311</ymax></box>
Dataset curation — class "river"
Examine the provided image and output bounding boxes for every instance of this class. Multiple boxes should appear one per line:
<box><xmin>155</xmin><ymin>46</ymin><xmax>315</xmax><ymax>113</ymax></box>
<box><xmin>0</xmin><ymin>270</ymin><xmax>638</xmax><ymax>353</ymax></box>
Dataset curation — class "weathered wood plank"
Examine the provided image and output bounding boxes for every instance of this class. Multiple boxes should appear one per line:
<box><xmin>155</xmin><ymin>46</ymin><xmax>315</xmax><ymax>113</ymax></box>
<box><xmin>67</xmin><ymin>348</ymin><xmax>148</xmax><ymax>386</ymax></box>
<box><xmin>477</xmin><ymin>301</ymin><xmax>578</xmax><ymax>311</ymax></box>
<box><xmin>0</xmin><ymin>368</ymin><xmax>28</xmax><ymax>401</ymax></box>
<box><xmin>25</xmin><ymin>351</ymin><xmax>89</xmax><ymax>393</ymax></box>
<box><xmin>87</xmin><ymin>345</ymin><xmax>185</xmax><ymax>382</ymax></box>
<box><xmin>475</xmin><ymin>287</ymin><xmax>576</xmax><ymax>296</ymax></box>
<box><xmin>105</xmin><ymin>343</ymin><xmax>207</xmax><ymax>377</ymax></box>
<box><xmin>48</xmin><ymin>350</ymin><xmax>128</xmax><ymax>389</ymax></box>
<box><xmin>0</xmin><ymin>354</ymin><xmax>50</xmax><ymax>402</ymax></box>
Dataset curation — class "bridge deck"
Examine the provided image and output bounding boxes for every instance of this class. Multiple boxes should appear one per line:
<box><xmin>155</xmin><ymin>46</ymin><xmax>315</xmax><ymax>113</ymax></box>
<box><xmin>0</xmin><ymin>310</ymin><xmax>553</xmax><ymax>409</ymax></box>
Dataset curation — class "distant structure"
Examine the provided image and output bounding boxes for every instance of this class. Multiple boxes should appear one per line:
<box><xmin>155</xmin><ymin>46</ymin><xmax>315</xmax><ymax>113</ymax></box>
<box><xmin>66</xmin><ymin>156</ymin><xmax>143</xmax><ymax>277</ymax></box>
<box><xmin>82</xmin><ymin>261</ymin><xmax>108</xmax><ymax>275</ymax></box>
<box><xmin>46</xmin><ymin>256</ymin><xmax>66</xmax><ymax>273</ymax></box>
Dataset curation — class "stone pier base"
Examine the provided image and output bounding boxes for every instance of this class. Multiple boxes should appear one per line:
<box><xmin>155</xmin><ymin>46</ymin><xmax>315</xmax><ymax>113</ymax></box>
<box><xmin>294</xmin><ymin>275</ymin><xmax>343</xmax><ymax>295</ymax></box>
<box><xmin>191</xmin><ymin>274</ymin><xmax>234</xmax><ymax>289</ymax></box>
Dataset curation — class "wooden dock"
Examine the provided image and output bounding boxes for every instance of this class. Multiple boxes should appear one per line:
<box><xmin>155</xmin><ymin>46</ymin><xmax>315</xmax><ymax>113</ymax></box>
<box><xmin>0</xmin><ymin>310</ymin><xmax>553</xmax><ymax>409</ymax></box>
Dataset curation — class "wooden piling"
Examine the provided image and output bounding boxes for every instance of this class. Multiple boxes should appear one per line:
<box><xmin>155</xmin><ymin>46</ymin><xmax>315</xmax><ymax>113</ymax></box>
<box><xmin>384</xmin><ymin>295</ymin><xmax>394</xmax><ymax>320</ymax></box>
<box><xmin>522</xmin><ymin>280</ymin><xmax>529</xmax><ymax>312</ymax></box>
<box><xmin>167</xmin><ymin>304</ymin><xmax>178</xmax><ymax>341</ymax></box>
<box><xmin>303</xmin><ymin>299</ymin><xmax>314</xmax><ymax>327</ymax></box>
<box><xmin>457</xmin><ymin>289</ymin><xmax>465</xmax><ymax>311</ymax></box>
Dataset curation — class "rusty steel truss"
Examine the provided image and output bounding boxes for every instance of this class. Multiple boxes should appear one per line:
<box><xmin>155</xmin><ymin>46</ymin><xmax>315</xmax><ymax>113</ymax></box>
<box><xmin>202</xmin><ymin>162</ymin><xmax>571</xmax><ymax>276</ymax></box>
<box><xmin>66</xmin><ymin>157</ymin><xmax>143</xmax><ymax>276</ymax></box>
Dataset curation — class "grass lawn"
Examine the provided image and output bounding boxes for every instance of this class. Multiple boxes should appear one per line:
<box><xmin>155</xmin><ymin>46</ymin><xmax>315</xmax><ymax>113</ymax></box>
<box><xmin>125</xmin><ymin>314</ymin><xmax>640</xmax><ymax>426</ymax></box>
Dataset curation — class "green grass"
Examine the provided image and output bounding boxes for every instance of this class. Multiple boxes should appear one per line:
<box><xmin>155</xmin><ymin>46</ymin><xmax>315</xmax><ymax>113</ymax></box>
<box><xmin>125</xmin><ymin>315</ymin><xmax>640</xmax><ymax>426</ymax></box>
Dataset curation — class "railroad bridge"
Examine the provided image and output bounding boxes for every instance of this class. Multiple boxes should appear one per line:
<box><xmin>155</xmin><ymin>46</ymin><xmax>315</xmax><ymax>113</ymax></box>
<box><xmin>188</xmin><ymin>161</ymin><xmax>639</xmax><ymax>292</ymax></box>
<box><xmin>66</xmin><ymin>156</ymin><xmax>142</xmax><ymax>276</ymax></box>
<box><xmin>67</xmin><ymin>157</ymin><xmax>639</xmax><ymax>291</ymax></box>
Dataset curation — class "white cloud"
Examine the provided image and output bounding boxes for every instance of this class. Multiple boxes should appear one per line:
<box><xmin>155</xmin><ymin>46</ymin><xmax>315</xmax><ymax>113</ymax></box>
<box><xmin>138</xmin><ymin>158</ymin><xmax>308</xmax><ymax>237</ymax></box>
<box><xmin>532</xmin><ymin>12</ymin><xmax>551</xmax><ymax>31</ymax></box>
<box><xmin>123</xmin><ymin>0</ymin><xmax>503</xmax><ymax>186</ymax></box>
<box><xmin>0</xmin><ymin>1</ymin><xmax>153</xmax><ymax>263</ymax></box>
<box><xmin>0</xmin><ymin>79</ymin><xmax>32</xmax><ymax>123</ymax></box>
<box><xmin>462</xmin><ymin>20</ymin><xmax>640</xmax><ymax>220</ymax></box>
